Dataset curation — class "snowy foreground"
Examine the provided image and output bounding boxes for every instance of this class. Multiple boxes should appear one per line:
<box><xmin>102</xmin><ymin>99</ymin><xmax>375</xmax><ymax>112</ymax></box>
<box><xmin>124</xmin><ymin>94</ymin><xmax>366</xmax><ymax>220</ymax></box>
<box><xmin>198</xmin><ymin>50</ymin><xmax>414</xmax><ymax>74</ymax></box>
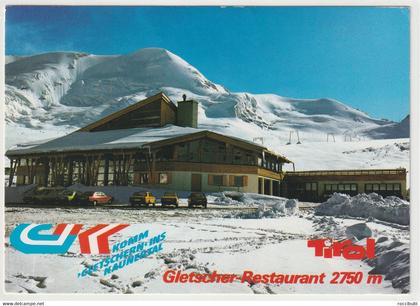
<box><xmin>4</xmin><ymin>194</ymin><xmax>409</xmax><ymax>294</ymax></box>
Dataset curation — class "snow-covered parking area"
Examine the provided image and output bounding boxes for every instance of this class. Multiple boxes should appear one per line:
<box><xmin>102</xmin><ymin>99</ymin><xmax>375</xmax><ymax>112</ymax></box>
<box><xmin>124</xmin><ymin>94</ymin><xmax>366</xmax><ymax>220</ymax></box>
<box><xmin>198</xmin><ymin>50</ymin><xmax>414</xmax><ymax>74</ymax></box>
<box><xmin>4</xmin><ymin>197</ymin><xmax>409</xmax><ymax>294</ymax></box>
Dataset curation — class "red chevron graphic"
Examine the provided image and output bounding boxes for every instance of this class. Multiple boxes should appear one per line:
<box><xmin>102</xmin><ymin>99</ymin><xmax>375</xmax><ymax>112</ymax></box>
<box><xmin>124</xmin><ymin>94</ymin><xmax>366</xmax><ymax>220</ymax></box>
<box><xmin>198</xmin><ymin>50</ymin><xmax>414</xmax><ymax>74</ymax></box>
<box><xmin>79</xmin><ymin>224</ymin><xmax>108</xmax><ymax>254</ymax></box>
<box><xmin>53</xmin><ymin>224</ymin><xmax>67</xmax><ymax>235</ymax></box>
<box><xmin>53</xmin><ymin>224</ymin><xmax>83</xmax><ymax>235</ymax></box>
<box><xmin>78</xmin><ymin>224</ymin><xmax>129</xmax><ymax>254</ymax></box>
<box><xmin>97</xmin><ymin>224</ymin><xmax>129</xmax><ymax>254</ymax></box>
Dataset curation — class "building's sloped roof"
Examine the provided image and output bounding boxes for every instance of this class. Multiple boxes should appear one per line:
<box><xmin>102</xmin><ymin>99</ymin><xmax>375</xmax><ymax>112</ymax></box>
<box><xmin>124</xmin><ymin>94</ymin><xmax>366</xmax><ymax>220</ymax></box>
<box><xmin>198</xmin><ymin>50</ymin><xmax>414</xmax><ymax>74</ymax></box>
<box><xmin>6</xmin><ymin>125</ymin><xmax>291</xmax><ymax>163</ymax></box>
<box><xmin>6</xmin><ymin>125</ymin><xmax>201</xmax><ymax>156</ymax></box>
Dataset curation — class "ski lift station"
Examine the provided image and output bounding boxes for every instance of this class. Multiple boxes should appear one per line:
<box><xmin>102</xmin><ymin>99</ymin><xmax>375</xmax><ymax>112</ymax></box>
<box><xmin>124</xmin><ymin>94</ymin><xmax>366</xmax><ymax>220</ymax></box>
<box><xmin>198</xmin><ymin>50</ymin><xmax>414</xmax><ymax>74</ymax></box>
<box><xmin>6</xmin><ymin>92</ymin><xmax>408</xmax><ymax>202</ymax></box>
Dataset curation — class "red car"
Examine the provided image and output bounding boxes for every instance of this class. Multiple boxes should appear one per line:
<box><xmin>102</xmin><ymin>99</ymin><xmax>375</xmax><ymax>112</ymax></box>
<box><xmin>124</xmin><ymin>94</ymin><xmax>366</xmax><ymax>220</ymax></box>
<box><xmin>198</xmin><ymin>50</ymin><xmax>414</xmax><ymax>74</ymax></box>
<box><xmin>82</xmin><ymin>191</ymin><xmax>113</xmax><ymax>206</ymax></box>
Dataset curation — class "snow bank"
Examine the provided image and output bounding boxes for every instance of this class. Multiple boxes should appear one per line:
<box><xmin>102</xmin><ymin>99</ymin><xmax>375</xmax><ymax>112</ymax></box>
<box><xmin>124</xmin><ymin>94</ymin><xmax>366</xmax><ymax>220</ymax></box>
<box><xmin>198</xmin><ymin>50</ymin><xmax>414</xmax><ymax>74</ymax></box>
<box><xmin>208</xmin><ymin>192</ymin><xmax>295</xmax><ymax>208</ymax></box>
<box><xmin>220</xmin><ymin>192</ymin><xmax>289</xmax><ymax>206</ymax></box>
<box><xmin>364</xmin><ymin>236</ymin><xmax>410</xmax><ymax>293</ymax></box>
<box><xmin>315</xmin><ymin>193</ymin><xmax>409</xmax><ymax>225</ymax></box>
<box><xmin>209</xmin><ymin>192</ymin><xmax>301</xmax><ymax>218</ymax></box>
<box><xmin>345</xmin><ymin>223</ymin><xmax>372</xmax><ymax>240</ymax></box>
<box><xmin>206</xmin><ymin>192</ymin><xmax>243</xmax><ymax>206</ymax></box>
<box><xmin>225</xmin><ymin>198</ymin><xmax>299</xmax><ymax>219</ymax></box>
<box><xmin>313</xmin><ymin>216</ymin><xmax>410</xmax><ymax>293</ymax></box>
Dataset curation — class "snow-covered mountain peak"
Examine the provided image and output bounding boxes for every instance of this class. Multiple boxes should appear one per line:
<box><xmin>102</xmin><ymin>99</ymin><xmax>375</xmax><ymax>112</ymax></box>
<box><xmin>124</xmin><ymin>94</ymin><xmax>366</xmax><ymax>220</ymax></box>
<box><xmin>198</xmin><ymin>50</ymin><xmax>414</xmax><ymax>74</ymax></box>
<box><xmin>127</xmin><ymin>47</ymin><xmax>181</xmax><ymax>63</ymax></box>
<box><xmin>78</xmin><ymin>47</ymin><xmax>227</xmax><ymax>98</ymax></box>
<box><xmin>5</xmin><ymin>47</ymin><xmax>408</xmax><ymax>151</ymax></box>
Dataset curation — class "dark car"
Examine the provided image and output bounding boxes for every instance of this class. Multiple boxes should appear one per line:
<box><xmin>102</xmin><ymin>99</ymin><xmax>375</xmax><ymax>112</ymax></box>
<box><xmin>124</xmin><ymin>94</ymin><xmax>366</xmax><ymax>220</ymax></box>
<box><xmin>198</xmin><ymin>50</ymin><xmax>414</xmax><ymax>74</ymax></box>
<box><xmin>23</xmin><ymin>188</ymin><xmax>49</xmax><ymax>204</ymax></box>
<box><xmin>129</xmin><ymin>192</ymin><xmax>156</xmax><ymax>207</ymax></box>
<box><xmin>161</xmin><ymin>192</ymin><xmax>179</xmax><ymax>208</ymax></box>
<box><xmin>188</xmin><ymin>192</ymin><xmax>207</xmax><ymax>208</ymax></box>
<box><xmin>23</xmin><ymin>187</ymin><xmax>80</xmax><ymax>205</ymax></box>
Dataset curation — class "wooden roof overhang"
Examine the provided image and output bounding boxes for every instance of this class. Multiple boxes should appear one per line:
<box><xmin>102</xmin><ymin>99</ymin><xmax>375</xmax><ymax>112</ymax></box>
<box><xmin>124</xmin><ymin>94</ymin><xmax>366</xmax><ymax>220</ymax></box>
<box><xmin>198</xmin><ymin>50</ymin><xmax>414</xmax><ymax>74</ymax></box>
<box><xmin>146</xmin><ymin>130</ymin><xmax>293</xmax><ymax>164</ymax></box>
<box><xmin>78</xmin><ymin>92</ymin><xmax>176</xmax><ymax>132</ymax></box>
<box><xmin>6</xmin><ymin>148</ymin><xmax>145</xmax><ymax>160</ymax></box>
<box><xmin>263</xmin><ymin>149</ymin><xmax>293</xmax><ymax>164</ymax></box>
<box><xmin>6</xmin><ymin>129</ymin><xmax>293</xmax><ymax>165</ymax></box>
<box><xmin>6</xmin><ymin>132</ymin><xmax>293</xmax><ymax>166</ymax></box>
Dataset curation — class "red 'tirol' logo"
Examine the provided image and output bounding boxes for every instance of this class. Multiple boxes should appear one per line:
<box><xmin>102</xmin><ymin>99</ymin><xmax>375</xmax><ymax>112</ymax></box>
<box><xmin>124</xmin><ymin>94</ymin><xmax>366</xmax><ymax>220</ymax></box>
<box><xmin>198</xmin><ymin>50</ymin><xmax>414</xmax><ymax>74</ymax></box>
<box><xmin>307</xmin><ymin>238</ymin><xmax>375</xmax><ymax>260</ymax></box>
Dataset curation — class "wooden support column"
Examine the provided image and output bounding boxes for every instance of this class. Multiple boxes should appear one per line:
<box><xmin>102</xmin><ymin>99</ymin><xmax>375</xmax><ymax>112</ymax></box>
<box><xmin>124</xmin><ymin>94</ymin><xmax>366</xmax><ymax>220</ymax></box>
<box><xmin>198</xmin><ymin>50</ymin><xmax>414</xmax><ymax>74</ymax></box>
<box><xmin>8</xmin><ymin>159</ymin><xmax>14</xmax><ymax>187</ymax></box>
<box><xmin>111</xmin><ymin>158</ymin><xmax>117</xmax><ymax>185</ymax></box>
<box><xmin>103</xmin><ymin>157</ymin><xmax>109</xmax><ymax>186</ymax></box>
<box><xmin>92</xmin><ymin>155</ymin><xmax>102</xmax><ymax>186</ymax></box>
<box><xmin>25</xmin><ymin>158</ymin><xmax>34</xmax><ymax>185</ymax></box>
<box><xmin>121</xmin><ymin>153</ymin><xmax>127</xmax><ymax>185</ymax></box>
<box><xmin>77</xmin><ymin>161</ymin><xmax>82</xmax><ymax>184</ymax></box>
<box><xmin>67</xmin><ymin>158</ymin><xmax>73</xmax><ymax>186</ymax></box>
<box><xmin>50</xmin><ymin>157</ymin><xmax>56</xmax><ymax>186</ymax></box>
<box><xmin>117</xmin><ymin>153</ymin><xmax>133</xmax><ymax>186</ymax></box>
<box><xmin>84</xmin><ymin>156</ymin><xmax>90</xmax><ymax>185</ymax></box>
<box><xmin>8</xmin><ymin>158</ymin><xmax>18</xmax><ymax>187</ymax></box>
<box><xmin>84</xmin><ymin>157</ymin><xmax>91</xmax><ymax>185</ymax></box>
<box><xmin>43</xmin><ymin>158</ymin><xmax>50</xmax><ymax>186</ymax></box>
<box><xmin>116</xmin><ymin>158</ymin><xmax>122</xmax><ymax>185</ymax></box>
<box><xmin>151</xmin><ymin>152</ymin><xmax>157</xmax><ymax>184</ymax></box>
<box><xmin>145</xmin><ymin>152</ymin><xmax>151</xmax><ymax>184</ymax></box>
<box><xmin>83</xmin><ymin>159</ymin><xmax>87</xmax><ymax>185</ymax></box>
<box><xmin>57</xmin><ymin>156</ymin><xmax>65</xmax><ymax>186</ymax></box>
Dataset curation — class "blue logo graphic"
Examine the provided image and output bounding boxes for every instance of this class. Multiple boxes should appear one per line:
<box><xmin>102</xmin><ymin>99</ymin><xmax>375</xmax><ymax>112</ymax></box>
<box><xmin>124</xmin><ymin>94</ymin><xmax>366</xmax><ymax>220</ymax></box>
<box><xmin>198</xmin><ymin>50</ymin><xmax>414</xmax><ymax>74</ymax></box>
<box><xmin>10</xmin><ymin>224</ymin><xmax>79</xmax><ymax>254</ymax></box>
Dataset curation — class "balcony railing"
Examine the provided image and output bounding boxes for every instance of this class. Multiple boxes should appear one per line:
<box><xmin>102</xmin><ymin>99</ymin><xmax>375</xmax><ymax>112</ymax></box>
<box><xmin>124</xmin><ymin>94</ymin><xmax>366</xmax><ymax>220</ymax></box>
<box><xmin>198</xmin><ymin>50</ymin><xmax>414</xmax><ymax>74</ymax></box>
<box><xmin>286</xmin><ymin>168</ymin><xmax>406</xmax><ymax>177</ymax></box>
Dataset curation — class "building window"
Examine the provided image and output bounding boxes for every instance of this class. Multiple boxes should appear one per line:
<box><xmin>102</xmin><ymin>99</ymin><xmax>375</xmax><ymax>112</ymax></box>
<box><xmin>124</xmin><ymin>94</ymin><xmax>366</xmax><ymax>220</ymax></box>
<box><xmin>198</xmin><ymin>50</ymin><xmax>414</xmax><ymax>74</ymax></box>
<box><xmin>325</xmin><ymin>183</ymin><xmax>357</xmax><ymax>193</ymax></box>
<box><xmin>159</xmin><ymin>173</ymin><xmax>168</xmax><ymax>184</ymax></box>
<box><xmin>305</xmin><ymin>182</ymin><xmax>317</xmax><ymax>191</ymax></box>
<box><xmin>213</xmin><ymin>175</ymin><xmax>224</xmax><ymax>186</ymax></box>
<box><xmin>208</xmin><ymin>174</ymin><xmax>227</xmax><ymax>186</ymax></box>
<box><xmin>365</xmin><ymin>183</ymin><xmax>401</xmax><ymax>192</ymax></box>
<box><xmin>246</xmin><ymin>154</ymin><xmax>254</xmax><ymax>165</ymax></box>
<box><xmin>139</xmin><ymin>173</ymin><xmax>149</xmax><ymax>184</ymax></box>
<box><xmin>234</xmin><ymin>176</ymin><xmax>244</xmax><ymax>187</ymax></box>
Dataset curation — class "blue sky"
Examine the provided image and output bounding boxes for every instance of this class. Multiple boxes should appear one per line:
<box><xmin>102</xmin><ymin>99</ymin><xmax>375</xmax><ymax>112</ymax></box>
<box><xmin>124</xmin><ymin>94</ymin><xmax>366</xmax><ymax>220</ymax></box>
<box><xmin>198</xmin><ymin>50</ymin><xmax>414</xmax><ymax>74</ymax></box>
<box><xmin>6</xmin><ymin>6</ymin><xmax>409</xmax><ymax>121</ymax></box>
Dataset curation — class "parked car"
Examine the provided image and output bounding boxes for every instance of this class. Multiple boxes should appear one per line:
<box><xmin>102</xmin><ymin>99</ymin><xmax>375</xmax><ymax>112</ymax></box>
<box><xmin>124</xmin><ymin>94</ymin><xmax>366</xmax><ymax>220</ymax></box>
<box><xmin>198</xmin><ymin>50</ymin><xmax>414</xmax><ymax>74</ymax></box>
<box><xmin>23</xmin><ymin>187</ymin><xmax>81</xmax><ymax>205</ymax></box>
<box><xmin>188</xmin><ymin>192</ymin><xmax>207</xmax><ymax>208</ymax></box>
<box><xmin>62</xmin><ymin>189</ymin><xmax>81</xmax><ymax>204</ymax></box>
<box><xmin>161</xmin><ymin>192</ymin><xmax>179</xmax><ymax>208</ymax></box>
<box><xmin>23</xmin><ymin>188</ymin><xmax>48</xmax><ymax>204</ymax></box>
<box><xmin>80</xmin><ymin>191</ymin><xmax>113</xmax><ymax>206</ymax></box>
<box><xmin>129</xmin><ymin>192</ymin><xmax>156</xmax><ymax>207</ymax></box>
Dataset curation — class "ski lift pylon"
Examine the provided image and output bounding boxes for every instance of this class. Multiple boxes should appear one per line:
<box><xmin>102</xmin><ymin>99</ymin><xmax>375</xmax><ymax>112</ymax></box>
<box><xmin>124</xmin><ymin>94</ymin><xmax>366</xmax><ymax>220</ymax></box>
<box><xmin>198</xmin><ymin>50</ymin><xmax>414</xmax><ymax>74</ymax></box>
<box><xmin>296</xmin><ymin>130</ymin><xmax>302</xmax><ymax>144</ymax></box>
<box><xmin>286</xmin><ymin>131</ymin><xmax>293</xmax><ymax>145</ymax></box>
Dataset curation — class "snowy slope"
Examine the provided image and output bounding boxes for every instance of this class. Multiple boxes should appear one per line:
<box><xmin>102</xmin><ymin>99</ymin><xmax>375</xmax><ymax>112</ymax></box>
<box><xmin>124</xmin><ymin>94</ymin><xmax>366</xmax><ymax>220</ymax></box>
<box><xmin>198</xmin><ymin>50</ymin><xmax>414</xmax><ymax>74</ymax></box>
<box><xmin>5</xmin><ymin>47</ymin><xmax>409</xmax><ymax>174</ymax></box>
<box><xmin>359</xmin><ymin>115</ymin><xmax>410</xmax><ymax>139</ymax></box>
<box><xmin>5</xmin><ymin>48</ymin><xmax>407</xmax><ymax>142</ymax></box>
<box><xmin>5</xmin><ymin>55</ymin><xmax>25</xmax><ymax>64</ymax></box>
